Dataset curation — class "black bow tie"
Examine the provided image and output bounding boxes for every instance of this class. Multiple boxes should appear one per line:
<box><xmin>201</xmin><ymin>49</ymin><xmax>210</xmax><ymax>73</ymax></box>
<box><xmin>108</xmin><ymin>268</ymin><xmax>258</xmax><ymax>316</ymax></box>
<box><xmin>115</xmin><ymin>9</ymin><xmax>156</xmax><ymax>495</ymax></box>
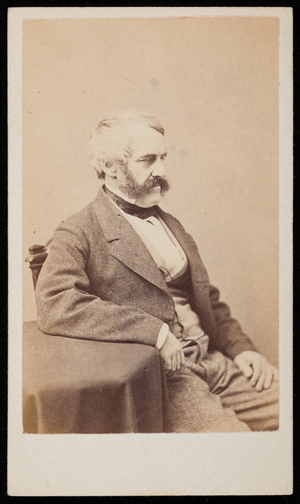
<box><xmin>105</xmin><ymin>186</ymin><xmax>159</xmax><ymax>220</ymax></box>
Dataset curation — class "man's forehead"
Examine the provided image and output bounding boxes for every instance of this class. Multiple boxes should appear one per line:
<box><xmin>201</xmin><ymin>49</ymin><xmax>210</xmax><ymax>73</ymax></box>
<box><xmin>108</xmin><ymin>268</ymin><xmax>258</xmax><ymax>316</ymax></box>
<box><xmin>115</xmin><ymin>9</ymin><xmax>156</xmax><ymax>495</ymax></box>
<box><xmin>129</xmin><ymin>123</ymin><xmax>166</xmax><ymax>154</ymax></box>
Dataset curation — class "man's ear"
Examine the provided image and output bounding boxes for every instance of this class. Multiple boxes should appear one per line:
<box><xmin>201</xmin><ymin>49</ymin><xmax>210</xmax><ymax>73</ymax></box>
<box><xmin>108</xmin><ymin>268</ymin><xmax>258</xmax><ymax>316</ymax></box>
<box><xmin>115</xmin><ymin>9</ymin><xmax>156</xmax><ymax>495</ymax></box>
<box><xmin>102</xmin><ymin>160</ymin><xmax>118</xmax><ymax>178</ymax></box>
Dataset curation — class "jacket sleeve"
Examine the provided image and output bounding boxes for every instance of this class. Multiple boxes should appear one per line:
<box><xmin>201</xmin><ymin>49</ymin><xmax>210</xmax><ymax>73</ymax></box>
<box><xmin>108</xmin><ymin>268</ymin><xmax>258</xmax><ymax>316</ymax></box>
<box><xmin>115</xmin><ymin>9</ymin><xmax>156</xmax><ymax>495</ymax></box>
<box><xmin>35</xmin><ymin>222</ymin><xmax>163</xmax><ymax>347</ymax></box>
<box><xmin>208</xmin><ymin>284</ymin><xmax>258</xmax><ymax>360</ymax></box>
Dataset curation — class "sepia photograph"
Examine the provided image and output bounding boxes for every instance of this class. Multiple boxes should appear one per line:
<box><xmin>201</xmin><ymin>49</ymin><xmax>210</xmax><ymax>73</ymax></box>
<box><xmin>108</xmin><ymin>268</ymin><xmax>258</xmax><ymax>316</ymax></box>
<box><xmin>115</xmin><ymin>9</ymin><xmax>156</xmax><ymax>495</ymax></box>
<box><xmin>8</xmin><ymin>7</ymin><xmax>293</xmax><ymax>496</ymax></box>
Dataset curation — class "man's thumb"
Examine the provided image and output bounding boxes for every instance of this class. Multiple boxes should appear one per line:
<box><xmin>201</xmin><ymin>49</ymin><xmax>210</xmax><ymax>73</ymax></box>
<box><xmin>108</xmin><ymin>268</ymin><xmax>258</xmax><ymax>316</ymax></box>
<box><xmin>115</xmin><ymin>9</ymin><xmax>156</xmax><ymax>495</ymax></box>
<box><xmin>236</xmin><ymin>359</ymin><xmax>253</xmax><ymax>378</ymax></box>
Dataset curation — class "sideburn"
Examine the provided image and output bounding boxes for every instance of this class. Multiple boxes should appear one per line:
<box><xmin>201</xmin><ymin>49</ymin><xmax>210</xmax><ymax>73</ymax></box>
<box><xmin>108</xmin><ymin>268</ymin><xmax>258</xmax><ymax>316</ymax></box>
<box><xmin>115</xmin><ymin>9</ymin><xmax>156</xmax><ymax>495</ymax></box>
<box><xmin>118</xmin><ymin>164</ymin><xmax>170</xmax><ymax>198</ymax></box>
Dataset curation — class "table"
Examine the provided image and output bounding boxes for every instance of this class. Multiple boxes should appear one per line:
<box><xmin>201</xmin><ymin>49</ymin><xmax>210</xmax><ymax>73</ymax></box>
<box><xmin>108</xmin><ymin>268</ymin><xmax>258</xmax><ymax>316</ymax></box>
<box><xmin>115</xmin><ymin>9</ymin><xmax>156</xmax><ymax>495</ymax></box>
<box><xmin>23</xmin><ymin>321</ymin><xmax>172</xmax><ymax>434</ymax></box>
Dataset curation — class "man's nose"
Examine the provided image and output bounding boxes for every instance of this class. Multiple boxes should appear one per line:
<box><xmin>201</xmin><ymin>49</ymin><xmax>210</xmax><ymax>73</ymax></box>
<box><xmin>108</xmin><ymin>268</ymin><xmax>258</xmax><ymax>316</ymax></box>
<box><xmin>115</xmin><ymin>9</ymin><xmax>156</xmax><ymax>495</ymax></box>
<box><xmin>151</xmin><ymin>158</ymin><xmax>166</xmax><ymax>177</ymax></box>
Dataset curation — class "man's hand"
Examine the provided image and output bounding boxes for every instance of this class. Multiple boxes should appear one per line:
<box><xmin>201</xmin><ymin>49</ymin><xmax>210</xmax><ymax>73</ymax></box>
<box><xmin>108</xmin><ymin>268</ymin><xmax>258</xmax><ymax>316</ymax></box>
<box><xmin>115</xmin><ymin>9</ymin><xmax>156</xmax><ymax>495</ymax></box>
<box><xmin>234</xmin><ymin>351</ymin><xmax>279</xmax><ymax>392</ymax></box>
<box><xmin>159</xmin><ymin>332</ymin><xmax>185</xmax><ymax>376</ymax></box>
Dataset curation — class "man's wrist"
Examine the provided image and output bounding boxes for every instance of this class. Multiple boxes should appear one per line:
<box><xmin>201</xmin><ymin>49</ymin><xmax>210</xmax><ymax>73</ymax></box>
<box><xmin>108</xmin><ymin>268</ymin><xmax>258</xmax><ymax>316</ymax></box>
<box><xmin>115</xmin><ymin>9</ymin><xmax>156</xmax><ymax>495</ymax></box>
<box><xmin>155</xmin><ymin>323</ymin><xmax>169</xmax><ymax>350</ymax></box>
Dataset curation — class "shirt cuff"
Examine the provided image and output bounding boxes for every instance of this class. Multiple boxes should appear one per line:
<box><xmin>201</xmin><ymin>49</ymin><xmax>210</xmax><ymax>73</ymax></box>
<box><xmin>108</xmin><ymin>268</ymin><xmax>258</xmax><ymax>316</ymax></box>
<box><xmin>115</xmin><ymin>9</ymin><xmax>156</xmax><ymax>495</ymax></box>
<box><xmin>155</xmin><ymin>323</ymin><xmax>169</xmax><ymax>350</ymax></box>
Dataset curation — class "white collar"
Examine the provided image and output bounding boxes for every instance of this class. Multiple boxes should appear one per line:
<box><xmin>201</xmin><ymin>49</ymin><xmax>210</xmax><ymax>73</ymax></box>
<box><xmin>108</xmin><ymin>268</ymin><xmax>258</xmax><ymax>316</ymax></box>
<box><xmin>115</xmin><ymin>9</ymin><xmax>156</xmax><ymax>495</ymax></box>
<box><xmin>105</xmin><ymin>184</ymin><xmax>136</xmax><ymax>204</ymax></box>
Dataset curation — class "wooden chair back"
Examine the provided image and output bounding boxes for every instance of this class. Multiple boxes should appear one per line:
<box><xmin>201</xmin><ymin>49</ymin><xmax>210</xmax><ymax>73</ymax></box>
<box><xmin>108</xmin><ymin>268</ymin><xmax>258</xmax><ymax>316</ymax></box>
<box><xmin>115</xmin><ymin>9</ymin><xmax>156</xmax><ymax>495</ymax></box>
<box><xmin>25</xmin><ymin>244</ymin><xmax>49</xmax><ymax>290</ymax></box>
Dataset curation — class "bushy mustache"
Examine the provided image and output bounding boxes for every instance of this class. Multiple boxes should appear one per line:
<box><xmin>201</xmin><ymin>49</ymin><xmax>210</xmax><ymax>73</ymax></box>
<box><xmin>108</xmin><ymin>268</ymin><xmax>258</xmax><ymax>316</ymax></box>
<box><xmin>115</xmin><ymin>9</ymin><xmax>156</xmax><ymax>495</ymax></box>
<box><xmin>139</xmin><ymin>176</ymin><xmax>170</xmax><ymax>194</ymax></box>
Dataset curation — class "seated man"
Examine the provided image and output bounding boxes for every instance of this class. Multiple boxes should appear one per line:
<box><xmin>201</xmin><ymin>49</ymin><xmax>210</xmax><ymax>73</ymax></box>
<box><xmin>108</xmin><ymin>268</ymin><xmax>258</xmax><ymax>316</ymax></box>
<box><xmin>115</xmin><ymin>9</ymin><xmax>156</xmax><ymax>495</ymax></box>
<box><xmin>35</xmin><ymin>108</ymin><xmax>279</xmax><ymax>432</ymax></box>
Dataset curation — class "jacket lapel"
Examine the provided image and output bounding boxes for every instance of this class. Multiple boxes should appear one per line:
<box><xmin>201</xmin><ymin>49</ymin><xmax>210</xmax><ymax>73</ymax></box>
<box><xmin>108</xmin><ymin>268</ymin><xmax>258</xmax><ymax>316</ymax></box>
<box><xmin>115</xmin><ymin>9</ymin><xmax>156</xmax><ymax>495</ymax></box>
<box><xmin>93</xmin><ymin>187</ymin><xmax>170</xmax><ymax>294</ymax></box>
<box><xmin>93</xmin><ymin>186</ymin><xmax>209</xmax><ymax>294</ymax></box>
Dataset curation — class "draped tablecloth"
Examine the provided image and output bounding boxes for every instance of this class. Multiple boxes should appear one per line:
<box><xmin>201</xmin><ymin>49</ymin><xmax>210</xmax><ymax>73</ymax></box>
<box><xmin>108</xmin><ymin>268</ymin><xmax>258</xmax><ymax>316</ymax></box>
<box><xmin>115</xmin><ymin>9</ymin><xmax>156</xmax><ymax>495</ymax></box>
<box><xmin>23</xmin><ymin>321</ymin><xmax>172</xmax><ymax>434</ymax></box>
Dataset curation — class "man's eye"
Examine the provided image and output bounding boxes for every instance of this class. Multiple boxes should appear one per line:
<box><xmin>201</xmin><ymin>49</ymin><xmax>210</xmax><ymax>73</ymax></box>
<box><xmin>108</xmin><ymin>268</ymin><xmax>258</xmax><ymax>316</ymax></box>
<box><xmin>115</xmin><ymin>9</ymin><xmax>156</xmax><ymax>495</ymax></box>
<box><xmin>141</xmin><ymin>156</ymin><xmax>156</xmax><ymax>165</ymax></box>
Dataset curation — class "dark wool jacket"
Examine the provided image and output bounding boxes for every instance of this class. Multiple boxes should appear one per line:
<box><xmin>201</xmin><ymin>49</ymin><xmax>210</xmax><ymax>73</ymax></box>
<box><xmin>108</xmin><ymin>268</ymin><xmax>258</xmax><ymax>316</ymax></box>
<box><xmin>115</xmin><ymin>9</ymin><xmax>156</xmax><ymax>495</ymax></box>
<box><xmin>35</xmin><ymin>186</ymin><xmax>257</xmax><ymax>360</ymax></box>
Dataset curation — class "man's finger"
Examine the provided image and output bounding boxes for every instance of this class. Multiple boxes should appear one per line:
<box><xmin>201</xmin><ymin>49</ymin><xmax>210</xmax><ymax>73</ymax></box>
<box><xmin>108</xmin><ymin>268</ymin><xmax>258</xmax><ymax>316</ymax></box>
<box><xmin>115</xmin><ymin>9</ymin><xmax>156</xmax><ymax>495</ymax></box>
<box><xmin>181</xmin><ymin>350</ymin><xmax>185</xmax><ymax>366</ymax></box>
<box><xmin>171</xmin><ymin>354</ymin><xmax>177</xmax><ymax>373</ymax></box>
<box><xmin>250</xmin><ymin>361</ymin><xmax>262</xmax><ymax>386</ymax></box>
<box><xmin>255</xmin><ymin>368</ymin><xmax>266</xmax><ymax>392</ymax></box>
<box><xmin>164</xmin><ymin>356</ymin><xmax>172</xmax><ymax>374</ymax></box>
<box><xmin>176</xmin><ymin>352</ymin><xmax>181</xmax><ymax>371</ymax></box>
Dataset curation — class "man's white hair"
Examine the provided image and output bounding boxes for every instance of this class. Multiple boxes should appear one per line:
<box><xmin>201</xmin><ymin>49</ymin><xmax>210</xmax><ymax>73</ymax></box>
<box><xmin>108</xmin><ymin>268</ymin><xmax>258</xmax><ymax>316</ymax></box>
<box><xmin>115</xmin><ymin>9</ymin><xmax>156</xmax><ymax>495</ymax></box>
<box><xmin>88</xmin><ymin>108</ymin><xmax>165</xmax><ymax>179</ymax></box>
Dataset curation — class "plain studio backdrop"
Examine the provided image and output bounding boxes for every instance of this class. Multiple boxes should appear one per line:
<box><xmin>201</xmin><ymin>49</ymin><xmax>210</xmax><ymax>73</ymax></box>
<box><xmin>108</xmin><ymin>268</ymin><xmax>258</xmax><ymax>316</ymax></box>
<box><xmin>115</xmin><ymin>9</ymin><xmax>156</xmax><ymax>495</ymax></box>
<box><xmin>22</xmin><ymin>16</ymin><xmax>279</xmax><ymax>366</ymax></box>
